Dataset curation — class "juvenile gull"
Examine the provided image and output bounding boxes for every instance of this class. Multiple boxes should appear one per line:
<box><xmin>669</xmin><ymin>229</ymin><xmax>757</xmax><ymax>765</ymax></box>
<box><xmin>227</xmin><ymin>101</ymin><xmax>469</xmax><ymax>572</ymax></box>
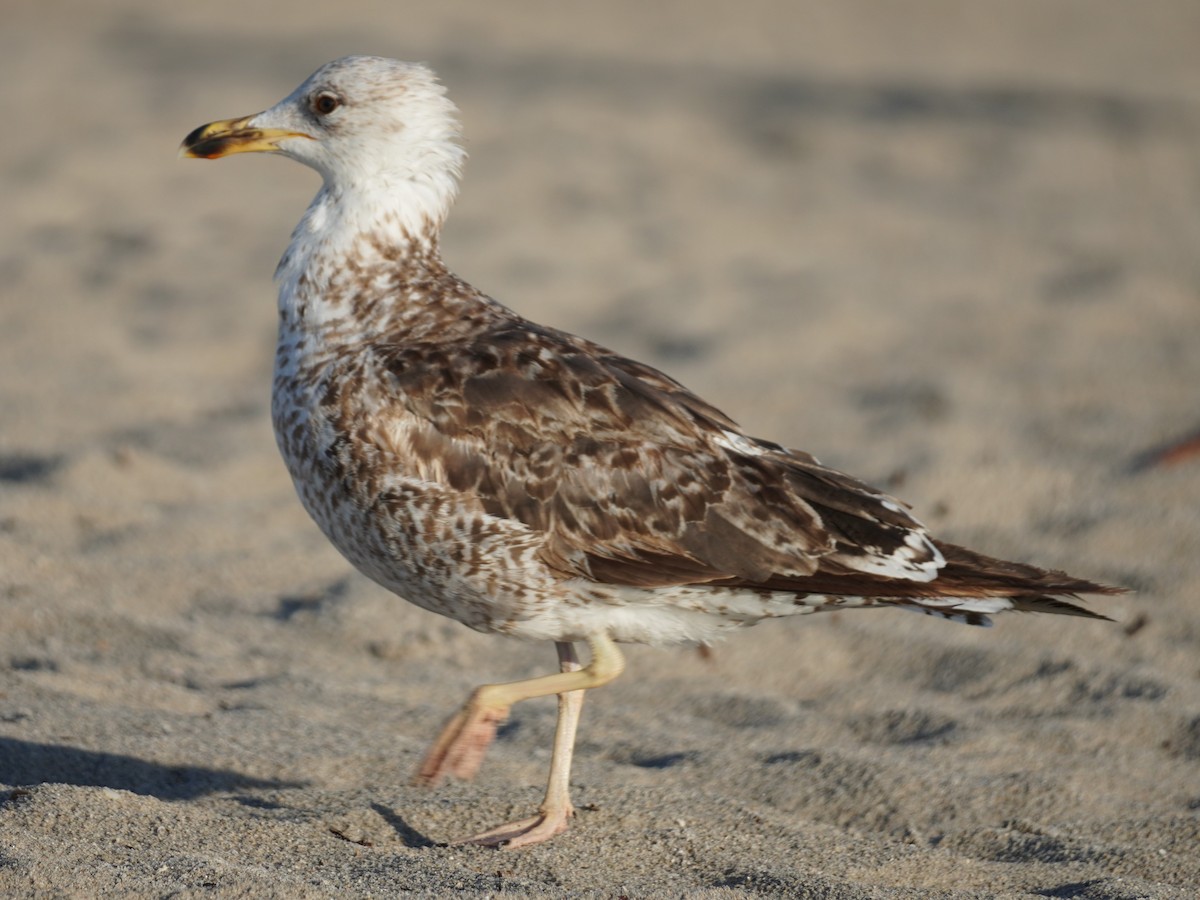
<box><xmin>181</xmin><ymin>56</ymin><xmax>1120</xmax><ymax>849</ymax></box>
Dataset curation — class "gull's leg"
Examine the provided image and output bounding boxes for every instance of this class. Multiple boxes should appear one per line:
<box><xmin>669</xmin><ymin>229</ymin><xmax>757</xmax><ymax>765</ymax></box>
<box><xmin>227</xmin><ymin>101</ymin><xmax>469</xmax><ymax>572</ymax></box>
<box><xmin>458</xmin><ymin>641</ymin><xmax>585</xmax><ymax>848</ymax></box>
<box><xmin>413</xmin><ymin>634</ymin><xmax>624</xmax><ymax>848</ymax></box>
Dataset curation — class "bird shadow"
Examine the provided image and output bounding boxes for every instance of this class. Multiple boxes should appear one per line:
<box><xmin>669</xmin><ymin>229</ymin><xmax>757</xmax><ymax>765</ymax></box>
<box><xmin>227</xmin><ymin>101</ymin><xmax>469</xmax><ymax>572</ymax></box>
<box><xmin>1033</xmin><ymin>880</ymin><xmax>1112</xmax><ymax>898</ymax></box>
<box><xmin>369</xmin><ymin>801</ymin><xmax>438</xmax><ymax>848</ymax></box>
<box><xmin>0</xmin><ymin>737</ymin><xmax>302</xmax><ymax>801</ymax></box>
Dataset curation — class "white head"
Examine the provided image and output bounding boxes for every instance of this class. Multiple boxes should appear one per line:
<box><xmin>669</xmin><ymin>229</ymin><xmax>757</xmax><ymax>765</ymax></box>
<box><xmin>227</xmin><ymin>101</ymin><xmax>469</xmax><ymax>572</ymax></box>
<box><xmin>182</xmin><ymin>56</ymin><xmax>466</xmax><ymax>237</ymax></box>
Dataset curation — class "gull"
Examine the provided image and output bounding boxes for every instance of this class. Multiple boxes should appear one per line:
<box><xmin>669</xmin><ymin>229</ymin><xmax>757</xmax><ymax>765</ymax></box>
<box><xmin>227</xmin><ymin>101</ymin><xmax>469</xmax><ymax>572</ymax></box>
<box><xmin>181</xmin><ymin>56</ymin><xmax>1118</xmax><ymax>849</ymax></box>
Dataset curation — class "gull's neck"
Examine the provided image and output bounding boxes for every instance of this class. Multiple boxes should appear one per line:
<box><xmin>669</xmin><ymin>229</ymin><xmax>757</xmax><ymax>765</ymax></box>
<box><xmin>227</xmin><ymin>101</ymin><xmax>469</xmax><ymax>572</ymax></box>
<box><xmin>273</xmin><ymin>174</ymin><xmax>507</xmax><ymax>358</ymax></box>
<box><xmin>276</xmin><ymin>178</ymin><xmax>454</xmax><ymax>336</ymax></box>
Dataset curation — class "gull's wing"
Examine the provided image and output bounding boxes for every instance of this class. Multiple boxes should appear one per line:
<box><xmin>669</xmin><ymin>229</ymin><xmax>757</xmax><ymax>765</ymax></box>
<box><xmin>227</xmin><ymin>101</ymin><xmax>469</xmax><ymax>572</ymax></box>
<box><xmin>331</xmin><ymin>316</ymin><xmax>945</xmax><ymax>591</ymax></box>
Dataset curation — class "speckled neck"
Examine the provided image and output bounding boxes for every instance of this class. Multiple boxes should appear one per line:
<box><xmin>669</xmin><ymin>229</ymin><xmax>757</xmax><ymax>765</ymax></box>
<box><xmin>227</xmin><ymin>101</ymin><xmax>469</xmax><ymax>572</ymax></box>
<box><xmin>272</xmin><ymin>182</ymin><xmax>513</xmax><ymax>368</ymax></box>
<box><xmin>274</xmin><ymin>181</ymin><xmax>452</xmax><ymax>336</ymax></box>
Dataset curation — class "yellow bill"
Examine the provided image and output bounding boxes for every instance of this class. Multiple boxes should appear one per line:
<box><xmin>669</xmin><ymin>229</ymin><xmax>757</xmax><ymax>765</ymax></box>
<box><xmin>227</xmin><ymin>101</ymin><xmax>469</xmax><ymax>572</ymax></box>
<box><xmin>179</xmin><ymin>115</ymin><xmax>312</xmax><ymax>159</ymax></box>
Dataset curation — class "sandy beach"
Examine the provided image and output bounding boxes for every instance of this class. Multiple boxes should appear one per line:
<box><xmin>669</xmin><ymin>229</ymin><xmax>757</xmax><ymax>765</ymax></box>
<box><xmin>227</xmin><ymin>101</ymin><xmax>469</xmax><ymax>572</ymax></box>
<box><xmin>2</xmin><ymin>1</ymin><xmax>1199</xmax><ymax>895</ymax></box>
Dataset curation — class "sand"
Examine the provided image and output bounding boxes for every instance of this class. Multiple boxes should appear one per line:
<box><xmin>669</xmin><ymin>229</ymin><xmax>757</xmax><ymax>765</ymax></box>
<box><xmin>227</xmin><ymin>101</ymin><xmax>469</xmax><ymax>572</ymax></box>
<box><xmin>2</xmin><ymin>1</ymin><xmax>1199</xmax><ymax>896</ymax></box>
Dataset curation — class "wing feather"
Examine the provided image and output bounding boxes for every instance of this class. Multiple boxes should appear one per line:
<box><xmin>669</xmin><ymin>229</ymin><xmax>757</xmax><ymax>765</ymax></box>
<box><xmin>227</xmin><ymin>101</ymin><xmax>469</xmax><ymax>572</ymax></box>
<box><xmin>362</xmin><ymin>316</ymin><xmax>936</xmax><ymax>589</ymax></box>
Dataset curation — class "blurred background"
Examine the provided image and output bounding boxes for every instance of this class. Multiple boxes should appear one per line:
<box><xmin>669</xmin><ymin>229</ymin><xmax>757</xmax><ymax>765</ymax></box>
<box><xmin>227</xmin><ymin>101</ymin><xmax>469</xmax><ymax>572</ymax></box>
<box><xmin>2</xmin><ymin>1</ymin><xmax>1199</xmax><ymax>894</ymax></box>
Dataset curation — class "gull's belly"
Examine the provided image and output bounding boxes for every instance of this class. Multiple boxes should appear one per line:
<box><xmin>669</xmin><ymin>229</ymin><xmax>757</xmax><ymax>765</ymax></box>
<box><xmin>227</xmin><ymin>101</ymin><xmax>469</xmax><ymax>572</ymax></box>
<box><xmin>270</xmin><ymin>378</ymin><xmax>570</xmax><ymax>634</ymax></box>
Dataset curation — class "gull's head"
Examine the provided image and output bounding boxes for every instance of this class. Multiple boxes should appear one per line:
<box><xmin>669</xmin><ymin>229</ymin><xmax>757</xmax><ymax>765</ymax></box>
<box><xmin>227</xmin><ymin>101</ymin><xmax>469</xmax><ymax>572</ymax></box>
<box><xmin>181</xmin><ymin>56</ymin><xmax>465</xmax><ymax>227</ymax></box>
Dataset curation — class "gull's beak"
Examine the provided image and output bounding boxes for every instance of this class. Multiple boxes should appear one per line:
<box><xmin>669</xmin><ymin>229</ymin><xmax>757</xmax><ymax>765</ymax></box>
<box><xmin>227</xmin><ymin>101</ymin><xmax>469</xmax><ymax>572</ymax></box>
<box><xmin>179</xmin><ymin>115</ymin><xmax>312</xmax><ymax>159</ymax></box>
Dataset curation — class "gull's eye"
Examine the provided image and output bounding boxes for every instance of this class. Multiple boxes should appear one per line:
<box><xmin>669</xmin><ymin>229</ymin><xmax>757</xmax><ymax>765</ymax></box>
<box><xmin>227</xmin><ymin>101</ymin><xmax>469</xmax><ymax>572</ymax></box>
<box><xmin>311</xmin><ymin>91</ymin><xmax>342</xmax><ymax>116</ymax></box>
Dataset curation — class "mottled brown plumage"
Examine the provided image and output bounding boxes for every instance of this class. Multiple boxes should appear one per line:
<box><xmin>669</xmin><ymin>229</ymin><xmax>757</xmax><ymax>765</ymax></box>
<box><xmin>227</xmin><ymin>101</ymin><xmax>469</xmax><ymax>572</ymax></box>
<box><xmin>182</xmin><ymin>56</ymin><xmax>1121</xmax><ymax>848</ymax></box>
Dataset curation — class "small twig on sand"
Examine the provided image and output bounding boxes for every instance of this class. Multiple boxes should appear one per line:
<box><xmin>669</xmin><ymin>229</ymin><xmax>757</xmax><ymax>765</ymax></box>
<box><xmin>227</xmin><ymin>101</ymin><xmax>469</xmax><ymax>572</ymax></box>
<box><xmin>1127</xmin><ymin>425</ymin><xmax>1200</xmax><ymax>472</ymax></box>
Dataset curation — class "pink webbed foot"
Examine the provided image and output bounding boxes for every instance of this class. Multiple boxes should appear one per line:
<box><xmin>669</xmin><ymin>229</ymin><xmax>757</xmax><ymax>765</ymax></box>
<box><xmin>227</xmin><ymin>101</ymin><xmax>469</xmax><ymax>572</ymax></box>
<box><xmin>413</xmin><ymin>691</ymin><xmax>509</xmax><ymax>785</ymax></box>
<box><xmin>454</xmin><ymin>803</ymin><xmax>574</xmax><ymax>849</ymax></box>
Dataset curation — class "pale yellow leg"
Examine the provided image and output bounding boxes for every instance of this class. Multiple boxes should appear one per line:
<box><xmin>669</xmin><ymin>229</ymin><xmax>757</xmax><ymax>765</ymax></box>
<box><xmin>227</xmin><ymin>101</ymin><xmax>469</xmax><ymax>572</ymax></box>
<box><xmin>413</xmin><ymin>634</ymin><xmax>625</xmax><ymax>848</ymax></box>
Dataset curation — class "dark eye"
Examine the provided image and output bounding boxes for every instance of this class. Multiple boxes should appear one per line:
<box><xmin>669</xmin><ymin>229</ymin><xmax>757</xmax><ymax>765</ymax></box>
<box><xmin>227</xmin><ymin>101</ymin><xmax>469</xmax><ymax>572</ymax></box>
<box><xmin>311</xmin><ymin>91</ymin><xmax>341</xmax><ymax>116</ymax></box>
